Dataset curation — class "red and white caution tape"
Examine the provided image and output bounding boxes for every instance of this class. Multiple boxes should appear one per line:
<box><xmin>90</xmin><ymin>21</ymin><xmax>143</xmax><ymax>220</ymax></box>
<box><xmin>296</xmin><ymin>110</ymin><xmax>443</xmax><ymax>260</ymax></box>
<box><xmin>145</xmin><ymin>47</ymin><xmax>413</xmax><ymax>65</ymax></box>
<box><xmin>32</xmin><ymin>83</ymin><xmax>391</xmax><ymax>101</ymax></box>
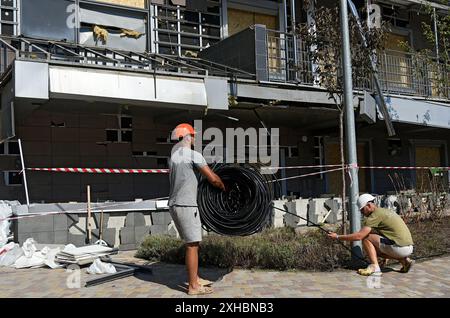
<box><xmin>358</xmin><ymin>166</ymin><xmax>449</xmax><ymax>170</ymax></box>
<box><xmin>27</xmin><ymin>168</ymin><xmax>170</xmax><ymax>174</ymax></box>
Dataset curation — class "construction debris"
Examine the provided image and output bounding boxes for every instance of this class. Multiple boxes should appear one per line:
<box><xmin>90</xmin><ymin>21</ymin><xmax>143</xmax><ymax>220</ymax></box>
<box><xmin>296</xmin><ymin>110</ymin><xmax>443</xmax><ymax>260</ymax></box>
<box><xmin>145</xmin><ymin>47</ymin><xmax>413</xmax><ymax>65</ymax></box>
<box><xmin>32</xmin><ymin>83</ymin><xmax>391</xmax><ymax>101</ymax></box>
<box><xmin>87</xmin><ymin>258</ymin><xmax>117</xmax><ymax>274</ymax></box>
<box><xmin>55</xmin><ymin>244</ymin><xmax>118</xmax><ymax>265</ymax></box>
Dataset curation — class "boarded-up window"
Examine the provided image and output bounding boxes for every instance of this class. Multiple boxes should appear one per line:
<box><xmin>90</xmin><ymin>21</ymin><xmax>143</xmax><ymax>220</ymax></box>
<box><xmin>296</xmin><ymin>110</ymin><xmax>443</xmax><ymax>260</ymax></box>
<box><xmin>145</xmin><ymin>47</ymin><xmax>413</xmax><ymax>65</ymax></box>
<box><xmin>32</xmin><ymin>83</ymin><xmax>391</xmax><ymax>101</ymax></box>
<box><xmin>227</xmin><ymin>8</ymin><xmax>277</xmax><ymax>36</ymax></box>
<box><xmin>383</xmin><ymin>33</ymin><xmax>412</xmax><ymax>93</ymax></box>
<box><xmin>415</xmin><ymin>146</ymin><xmax>446</xmax><ymax>192</ymax></box>
<box><xmin>95</xmin><ymin>0</ymin><xmax>146</xmax><ymax>8</ymax></box>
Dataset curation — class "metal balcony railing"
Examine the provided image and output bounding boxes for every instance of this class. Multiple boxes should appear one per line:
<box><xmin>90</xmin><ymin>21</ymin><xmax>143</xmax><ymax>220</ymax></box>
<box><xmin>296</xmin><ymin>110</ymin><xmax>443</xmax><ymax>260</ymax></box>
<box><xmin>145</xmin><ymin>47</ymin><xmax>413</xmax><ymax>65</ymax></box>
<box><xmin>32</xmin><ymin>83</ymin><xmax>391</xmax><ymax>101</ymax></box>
<box><xmin>266</xmin><ymin>29</ymin><xmax>314</xmax><ymax>85</ymax></box>
<box><xmin>0</xmin><ymin>36</ymin><xmax>254</xmax><ymax>82</ymax></box>
<box><xmin>264</xmin><ymin>29</ymin><xmax>449</xmax><ymax>100</ymax></box>
<box><xmin>356</xmin><ymin>50</ymin><xmax>450</xmax><ymax>99</ymax></box>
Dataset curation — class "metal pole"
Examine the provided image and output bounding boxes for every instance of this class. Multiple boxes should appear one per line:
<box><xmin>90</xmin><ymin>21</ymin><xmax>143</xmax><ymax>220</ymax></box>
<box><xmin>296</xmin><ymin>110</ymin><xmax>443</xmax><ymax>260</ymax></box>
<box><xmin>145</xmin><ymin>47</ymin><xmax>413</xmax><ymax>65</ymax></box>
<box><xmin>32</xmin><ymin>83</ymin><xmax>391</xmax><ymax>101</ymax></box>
<box><xmin>339</xmin><ymin>0</ymin><xmax>362</xmax><ymax>262</ymax></box>
<box><xmin>18</xmin><ymin>139</ymin><xmax>30</xmax><ymax>207</ymax></box>
<box><xmin>87</xmin><ymin>185</ymin><xmax>92</xmax><ymax>243</ymax></box>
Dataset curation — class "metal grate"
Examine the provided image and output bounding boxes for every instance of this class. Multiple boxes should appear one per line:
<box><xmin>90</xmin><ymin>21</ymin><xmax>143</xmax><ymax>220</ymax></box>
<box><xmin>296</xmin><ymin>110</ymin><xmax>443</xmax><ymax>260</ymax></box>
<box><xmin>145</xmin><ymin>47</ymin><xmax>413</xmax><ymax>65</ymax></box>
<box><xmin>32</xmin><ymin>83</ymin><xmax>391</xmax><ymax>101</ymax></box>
<box><xmin>0</xmin><ymin>0</ymin><xmax>18</xmax><ymax>36</ymax></box>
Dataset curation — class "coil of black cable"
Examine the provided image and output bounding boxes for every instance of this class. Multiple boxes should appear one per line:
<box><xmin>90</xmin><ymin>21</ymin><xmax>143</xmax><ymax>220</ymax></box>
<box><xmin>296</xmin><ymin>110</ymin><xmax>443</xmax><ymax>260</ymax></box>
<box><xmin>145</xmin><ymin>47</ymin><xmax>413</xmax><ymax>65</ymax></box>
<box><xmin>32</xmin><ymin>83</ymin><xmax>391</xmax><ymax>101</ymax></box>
<box><xmin>197</xmin><ymin>164</ymin><xmax>279</xmax><ymax>236</ymax></box>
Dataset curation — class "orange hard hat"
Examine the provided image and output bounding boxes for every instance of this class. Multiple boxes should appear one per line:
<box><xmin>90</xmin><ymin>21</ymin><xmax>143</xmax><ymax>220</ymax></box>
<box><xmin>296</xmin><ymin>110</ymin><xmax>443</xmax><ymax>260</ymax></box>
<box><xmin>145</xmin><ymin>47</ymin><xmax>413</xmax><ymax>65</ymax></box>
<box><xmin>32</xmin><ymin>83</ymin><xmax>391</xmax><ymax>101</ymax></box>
<box><xmin>172</xmin><ymin>123</ymin><xmax>196</xmax><ymax>139</ymax></box>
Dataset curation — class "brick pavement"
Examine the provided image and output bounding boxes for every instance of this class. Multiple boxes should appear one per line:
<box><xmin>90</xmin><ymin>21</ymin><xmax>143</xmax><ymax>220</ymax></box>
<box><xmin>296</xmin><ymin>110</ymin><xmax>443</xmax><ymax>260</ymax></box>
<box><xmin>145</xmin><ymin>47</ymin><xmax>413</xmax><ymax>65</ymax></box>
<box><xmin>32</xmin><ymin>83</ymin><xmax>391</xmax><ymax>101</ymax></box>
<box><xmin>0</xmin><ymin>252</ymin><xmax>448</xmax><ymax>298</ymax></box>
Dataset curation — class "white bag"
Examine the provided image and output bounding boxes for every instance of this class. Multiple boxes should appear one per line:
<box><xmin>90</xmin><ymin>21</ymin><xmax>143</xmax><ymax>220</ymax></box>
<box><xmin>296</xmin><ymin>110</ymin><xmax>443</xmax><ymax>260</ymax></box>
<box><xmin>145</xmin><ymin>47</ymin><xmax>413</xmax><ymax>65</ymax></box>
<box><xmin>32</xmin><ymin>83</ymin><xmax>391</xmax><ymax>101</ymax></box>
<box><xmin>87</xmin><ymin>259</ymin><xmax>117</xmax><ymax>274</ymax></box>
<box><xmin>0</xmin><ymin>244</ymin><xmax>24</xmax><ymax>267</ymax></box>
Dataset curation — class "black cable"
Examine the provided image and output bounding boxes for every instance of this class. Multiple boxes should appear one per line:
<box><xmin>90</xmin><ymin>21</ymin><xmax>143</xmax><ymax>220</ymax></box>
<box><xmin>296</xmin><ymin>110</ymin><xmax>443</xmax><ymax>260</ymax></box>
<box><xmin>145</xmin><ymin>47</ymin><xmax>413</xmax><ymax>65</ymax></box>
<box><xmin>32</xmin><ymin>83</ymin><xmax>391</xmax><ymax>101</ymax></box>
<box><xmin>198</xmin><ymin>163</ymin><xmax>279</xmax><ymax>236</ymax></box>
<box><xmin>198</xmin><ymin>163</ymin><xmax>368</xmax><ymax>265</ymax></box>
<box><xmin>272</xmin><ymin>205</ymin><xmax>369</xmax><ymax>265</ymax></box>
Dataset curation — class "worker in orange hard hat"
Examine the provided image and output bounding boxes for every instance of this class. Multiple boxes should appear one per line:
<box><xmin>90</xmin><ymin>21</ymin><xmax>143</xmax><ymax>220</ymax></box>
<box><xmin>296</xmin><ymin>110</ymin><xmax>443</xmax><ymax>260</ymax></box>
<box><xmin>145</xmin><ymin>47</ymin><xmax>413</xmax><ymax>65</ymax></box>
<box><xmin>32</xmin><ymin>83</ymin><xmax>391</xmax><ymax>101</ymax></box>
<box><xmin>168</xmin><ymin>122</ymin><xmax>225</xmax><ymax>296</ymax></box>
<box><xmin>171</xmin><ymin>123</ymin><xmax>196</xmax><ymax>141</ymax></box>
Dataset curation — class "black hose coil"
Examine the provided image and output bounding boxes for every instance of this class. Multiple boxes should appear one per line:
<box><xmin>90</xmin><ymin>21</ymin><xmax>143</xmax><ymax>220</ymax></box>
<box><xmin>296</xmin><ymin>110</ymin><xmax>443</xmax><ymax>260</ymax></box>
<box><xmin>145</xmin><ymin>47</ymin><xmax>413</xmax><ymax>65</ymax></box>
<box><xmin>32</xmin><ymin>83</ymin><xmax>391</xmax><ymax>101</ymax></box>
<box><xmin>197</xmin><ymin>164</ymin><xmax>280</xmax><ymax>236</ymax></box>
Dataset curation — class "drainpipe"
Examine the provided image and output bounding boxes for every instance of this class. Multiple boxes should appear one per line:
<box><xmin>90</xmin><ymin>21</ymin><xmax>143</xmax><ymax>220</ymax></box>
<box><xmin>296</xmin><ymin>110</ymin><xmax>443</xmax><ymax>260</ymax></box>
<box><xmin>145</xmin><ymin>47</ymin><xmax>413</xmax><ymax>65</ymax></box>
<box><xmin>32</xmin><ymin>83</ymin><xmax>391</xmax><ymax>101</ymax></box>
<box><xmin>340</xmin><ymin>0</ymin><xmax>363</xmax><ymax>264</ymax></box>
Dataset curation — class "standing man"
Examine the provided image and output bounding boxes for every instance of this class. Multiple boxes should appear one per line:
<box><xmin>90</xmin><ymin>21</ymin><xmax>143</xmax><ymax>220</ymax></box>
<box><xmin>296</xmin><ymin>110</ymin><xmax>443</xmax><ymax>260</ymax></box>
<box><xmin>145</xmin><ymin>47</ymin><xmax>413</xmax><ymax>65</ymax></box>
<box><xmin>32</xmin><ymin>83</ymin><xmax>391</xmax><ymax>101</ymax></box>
<box><xmin>169</xmin><ymin>123</ymin><xmax>226</xmax><ymax>295</ymax></box>
<box><xmin>328</xmin><ymin>194</ymin><xmax>414</xmax><ymax>276</ymax></box>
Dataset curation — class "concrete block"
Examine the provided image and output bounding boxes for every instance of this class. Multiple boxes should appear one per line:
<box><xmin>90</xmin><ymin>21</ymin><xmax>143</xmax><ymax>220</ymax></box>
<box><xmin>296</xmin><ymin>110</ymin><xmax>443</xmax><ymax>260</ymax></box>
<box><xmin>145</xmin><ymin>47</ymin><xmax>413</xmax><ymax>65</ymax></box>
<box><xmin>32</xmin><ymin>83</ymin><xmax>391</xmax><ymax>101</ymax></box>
<box><xmin>134</xmin><ymin>213</ymin><xmax>146</xmax><ymax>226</ymax></box>
<box><xmin>124</xmin><ymin>212</ymin><xmax>145</xmax><ymax>227</ymax></box>
<box><xmin>119</xmin><ymin>244</ymin><xmax>137</xmax><ymax>251</ymax></box>
<box><xmin>125</xmin><ymin>213</ymin><xmax>135</xmax><ymax>227</ymax></box>
<box><xmin>135</xmin><ymin>226</ymin><xmax>150</xmax><ymax>245</ymax></box>
<box><xmin>68</xmin><ymin>233</ymin><xmax>87</xmax><ymax>247</ymax></box>
<box><xmin>307</xmin><ymin>200</ymin><xmax>320</xmax><ymax>225</ymax></box>
<box><xmin>119</xmin><ymin>227</ymin><xmax>135</xmax><ymax>245</ymax></box>
<box><xmin>54</xmin><ymin>230</ymin><xmax>68</xmax><ymax>244</ymax></box>
<box><xmin>17</xmin><ymin>232</ymin><xmax>54</xmax><ymax>245</ymax></box>
<box><xmin>92</xmin><ymin>212</ymin><xmax>110</xmax><ymax>229</ymax></box>
<box><xmin>91</xmin><ymin>228</ymin><xmax>116</xmax><ymax>247</ymax></box>
<box><xmin>168</xmin><ymin>221</ymin><xmax>179</xmax><ymax>238</ymax></box>
<box><xmin>151</xmin><ymin>211</ymin><xmax>172</xmax><ymax>226</ymax></box>
<box><xmin>17</xmin><ymin>215</ymin><xmax>54</xmax><ymax>233</ymax></box>
<box><xmin>54</xmin><ymin>215</ymin><xmax>68</xmax><ymax>231</ymax></box>
<box><xmin>272</xmin><ymin>199</ymin><xmax>286</xmax><ymax>228</ymax></box>
<box><xmin>283</xmin><ymin>201</ymin><xmax>298</xmax><ymax>228</ymax></box>
<box><xmin>150</xmin><ymin>225</ymin><xmax>169</xmax><ymax>235</ymax></box>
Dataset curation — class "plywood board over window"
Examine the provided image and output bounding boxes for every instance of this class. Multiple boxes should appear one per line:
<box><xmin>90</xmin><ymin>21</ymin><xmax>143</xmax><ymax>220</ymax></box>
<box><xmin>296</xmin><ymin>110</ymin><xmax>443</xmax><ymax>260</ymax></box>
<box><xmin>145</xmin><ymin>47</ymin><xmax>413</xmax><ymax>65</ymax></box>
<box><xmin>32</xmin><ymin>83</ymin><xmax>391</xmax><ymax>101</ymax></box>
<box><xmin>227</xmin><ymin>8</ymin><xmax>277</xmax><ymax>36</ymax></box>
<box><xmin>95</xmin><ymin>0</ymin><xmax>146</xmax><ymax>8</ymax></box>
<box><xmin>415</xmin><ymin>146</ymin><xmax>446</xmax><ymax>192</ymax></box>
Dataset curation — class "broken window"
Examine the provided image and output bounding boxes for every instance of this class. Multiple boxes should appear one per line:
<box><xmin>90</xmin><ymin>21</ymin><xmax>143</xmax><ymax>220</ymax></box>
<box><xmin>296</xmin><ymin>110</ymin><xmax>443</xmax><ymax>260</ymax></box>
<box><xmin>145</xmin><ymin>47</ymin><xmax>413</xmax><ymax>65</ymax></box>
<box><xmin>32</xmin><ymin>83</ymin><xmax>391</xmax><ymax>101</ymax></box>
<box><xmin>80</xmin><ymin>2</ymin><xmax>147</xmax><ymax>52</ymax></box>
<box><xmin>151</xmin><ymin>0</ymin><xmax>221</xmax><ymax>57</ymax></box>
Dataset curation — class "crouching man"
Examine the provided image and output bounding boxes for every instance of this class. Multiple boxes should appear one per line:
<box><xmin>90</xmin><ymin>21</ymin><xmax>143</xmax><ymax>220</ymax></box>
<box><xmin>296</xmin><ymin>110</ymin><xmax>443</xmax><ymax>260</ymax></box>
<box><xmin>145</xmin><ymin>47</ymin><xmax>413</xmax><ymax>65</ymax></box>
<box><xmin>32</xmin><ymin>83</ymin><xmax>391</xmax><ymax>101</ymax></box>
<box><xmin>328</xmin><ymin>194</ymin><xmax>414</xmax><ymax>276</ymax></box>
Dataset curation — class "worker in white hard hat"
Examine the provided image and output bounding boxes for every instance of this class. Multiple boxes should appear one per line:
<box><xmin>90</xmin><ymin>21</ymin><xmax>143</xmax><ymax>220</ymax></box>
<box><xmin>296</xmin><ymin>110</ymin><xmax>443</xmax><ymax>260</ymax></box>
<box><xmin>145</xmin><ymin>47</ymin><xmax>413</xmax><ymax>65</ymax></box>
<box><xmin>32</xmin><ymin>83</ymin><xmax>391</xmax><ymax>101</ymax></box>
<box><xmin>327</xmin><ymin>193</ymin><xmax>414</xmax><ymax>276</ymax></box>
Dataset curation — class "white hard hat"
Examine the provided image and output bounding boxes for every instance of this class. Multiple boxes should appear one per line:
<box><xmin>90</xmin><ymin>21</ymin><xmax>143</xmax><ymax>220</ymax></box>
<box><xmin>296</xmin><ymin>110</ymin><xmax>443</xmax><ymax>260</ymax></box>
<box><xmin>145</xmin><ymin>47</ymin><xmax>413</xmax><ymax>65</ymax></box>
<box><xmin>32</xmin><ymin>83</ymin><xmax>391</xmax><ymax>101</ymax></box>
<box><xmin>357</xmin><ymin>193</ymin><xmax>376</xmax><ymax>210</ymax></box>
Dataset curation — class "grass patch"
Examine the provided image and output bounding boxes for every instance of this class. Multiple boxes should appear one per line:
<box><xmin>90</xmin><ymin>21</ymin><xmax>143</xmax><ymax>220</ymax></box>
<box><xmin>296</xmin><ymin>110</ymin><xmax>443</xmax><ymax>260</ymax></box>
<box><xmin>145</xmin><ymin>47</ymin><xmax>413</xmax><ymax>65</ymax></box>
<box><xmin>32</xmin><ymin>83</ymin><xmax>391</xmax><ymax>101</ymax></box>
<box><xmin>136</xmin><ymin>217</ymin><xmax>450</xmax><ymax>271</ymax></box>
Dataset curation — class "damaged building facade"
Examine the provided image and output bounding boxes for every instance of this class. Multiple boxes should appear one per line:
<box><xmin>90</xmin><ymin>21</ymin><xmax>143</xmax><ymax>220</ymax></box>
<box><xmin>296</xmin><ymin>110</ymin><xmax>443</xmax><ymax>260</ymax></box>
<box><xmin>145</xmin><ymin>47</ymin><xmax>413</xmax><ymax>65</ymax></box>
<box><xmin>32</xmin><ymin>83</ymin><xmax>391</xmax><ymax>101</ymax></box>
<box><xmin>0</xmin><ymin>0</ymin><xmax>448</xmax><ymax>247</ymax></box>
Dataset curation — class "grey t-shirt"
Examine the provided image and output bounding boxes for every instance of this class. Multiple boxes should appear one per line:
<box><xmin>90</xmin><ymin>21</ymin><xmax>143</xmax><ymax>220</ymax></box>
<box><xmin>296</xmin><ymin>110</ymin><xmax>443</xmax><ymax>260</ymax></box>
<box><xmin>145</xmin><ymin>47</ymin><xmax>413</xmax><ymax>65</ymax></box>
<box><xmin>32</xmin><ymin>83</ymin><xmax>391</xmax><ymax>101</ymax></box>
<box><xmin>168</xmin><ymin>145</ymin><xmax>207</xmax><ymax>207</ymax></box>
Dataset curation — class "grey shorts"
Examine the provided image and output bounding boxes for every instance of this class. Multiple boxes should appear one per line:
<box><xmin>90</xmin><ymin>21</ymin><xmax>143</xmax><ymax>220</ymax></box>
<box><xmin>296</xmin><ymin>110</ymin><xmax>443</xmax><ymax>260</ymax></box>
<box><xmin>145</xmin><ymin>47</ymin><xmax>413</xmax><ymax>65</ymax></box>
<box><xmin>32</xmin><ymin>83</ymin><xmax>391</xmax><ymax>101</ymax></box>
<box><xmin>169</xmin><ymin>206</ymin><xmax>202</xmax><ymax>243</ymax></box>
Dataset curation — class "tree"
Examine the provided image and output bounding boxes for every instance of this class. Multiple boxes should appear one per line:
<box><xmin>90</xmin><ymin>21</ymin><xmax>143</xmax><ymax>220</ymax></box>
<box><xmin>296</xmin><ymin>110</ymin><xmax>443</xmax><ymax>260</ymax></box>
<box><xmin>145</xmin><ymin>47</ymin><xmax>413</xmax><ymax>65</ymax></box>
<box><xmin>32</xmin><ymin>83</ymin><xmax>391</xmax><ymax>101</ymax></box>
<box><xmin>296</xmin><ymin>1</ymin><xmax>388</xmax><ymax>232</ymax></box>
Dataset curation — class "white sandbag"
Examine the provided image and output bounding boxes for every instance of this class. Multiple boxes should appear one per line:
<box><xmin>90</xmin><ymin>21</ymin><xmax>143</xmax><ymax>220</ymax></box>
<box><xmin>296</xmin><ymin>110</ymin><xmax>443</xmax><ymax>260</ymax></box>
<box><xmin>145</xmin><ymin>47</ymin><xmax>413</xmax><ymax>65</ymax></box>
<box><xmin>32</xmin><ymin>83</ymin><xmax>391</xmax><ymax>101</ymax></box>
<box><xmin>87</xmin><ymin>259</ymin><xmax>116</xmax><ymax>274</ymax></box>
<box><xmin>0</xmin><ymin>202</ymin><xmax>13</xmax><ymax>248</ymax></box>
<box><xmin>0</xmin><ymin>244</ymin><xmax>24</xmax><ymax>267</ymax></box>
<box><xmin>22</xmin><ymin>238</ymin><xmax>37</xmax><ymax>257</ymax></box>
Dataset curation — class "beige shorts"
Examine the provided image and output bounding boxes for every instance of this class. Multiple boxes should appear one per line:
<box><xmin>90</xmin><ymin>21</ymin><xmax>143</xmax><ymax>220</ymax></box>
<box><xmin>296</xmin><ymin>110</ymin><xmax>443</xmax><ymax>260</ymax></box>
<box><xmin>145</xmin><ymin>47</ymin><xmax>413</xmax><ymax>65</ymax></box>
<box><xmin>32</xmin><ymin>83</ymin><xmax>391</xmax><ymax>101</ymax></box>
<box><xmin>379</xmin><ymin>243</ymin><xmax>413</xmax><ymax>259</ymax></box>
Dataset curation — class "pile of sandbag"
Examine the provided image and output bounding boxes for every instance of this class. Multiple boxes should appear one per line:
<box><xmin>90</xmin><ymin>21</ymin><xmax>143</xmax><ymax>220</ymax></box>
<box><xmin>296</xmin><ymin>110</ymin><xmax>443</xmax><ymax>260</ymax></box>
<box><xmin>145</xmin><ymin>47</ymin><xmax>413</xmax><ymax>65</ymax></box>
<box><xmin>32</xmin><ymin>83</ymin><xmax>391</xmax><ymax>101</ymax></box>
<box><xmin>0</xmin><ymin>238</ymin><xmax>62</xmax><ymax>269</ymax></box>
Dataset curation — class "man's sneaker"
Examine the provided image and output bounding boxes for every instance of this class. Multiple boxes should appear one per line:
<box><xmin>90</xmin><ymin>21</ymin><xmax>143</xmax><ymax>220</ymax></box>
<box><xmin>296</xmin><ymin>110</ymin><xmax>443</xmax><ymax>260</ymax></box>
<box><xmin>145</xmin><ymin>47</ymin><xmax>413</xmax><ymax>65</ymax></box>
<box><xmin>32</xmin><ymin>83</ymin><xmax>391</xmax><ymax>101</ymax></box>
<box><xmin>399</xmin><ymin>259</ymin><xmax>414</xmax><ymax>273</ymax></box>
<box><xmin>358</xmin><ymin>265</ymin><xmax>382</xmax><ymax>276</ymax></box>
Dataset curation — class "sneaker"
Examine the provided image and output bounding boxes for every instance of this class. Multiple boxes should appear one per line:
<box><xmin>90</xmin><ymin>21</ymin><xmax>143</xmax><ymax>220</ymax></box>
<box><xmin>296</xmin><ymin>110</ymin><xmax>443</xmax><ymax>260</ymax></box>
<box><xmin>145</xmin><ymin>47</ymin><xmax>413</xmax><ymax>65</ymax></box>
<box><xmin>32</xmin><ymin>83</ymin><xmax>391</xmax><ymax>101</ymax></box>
<box><xmin>399</xmin><ymin>259</ymin><xmax>414</xmax><ymax>273</ymax></box>
<box><xmin>358</xmin><ymin>265</ymin><xmax>382</xmax><ymax>276</ymax></box>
